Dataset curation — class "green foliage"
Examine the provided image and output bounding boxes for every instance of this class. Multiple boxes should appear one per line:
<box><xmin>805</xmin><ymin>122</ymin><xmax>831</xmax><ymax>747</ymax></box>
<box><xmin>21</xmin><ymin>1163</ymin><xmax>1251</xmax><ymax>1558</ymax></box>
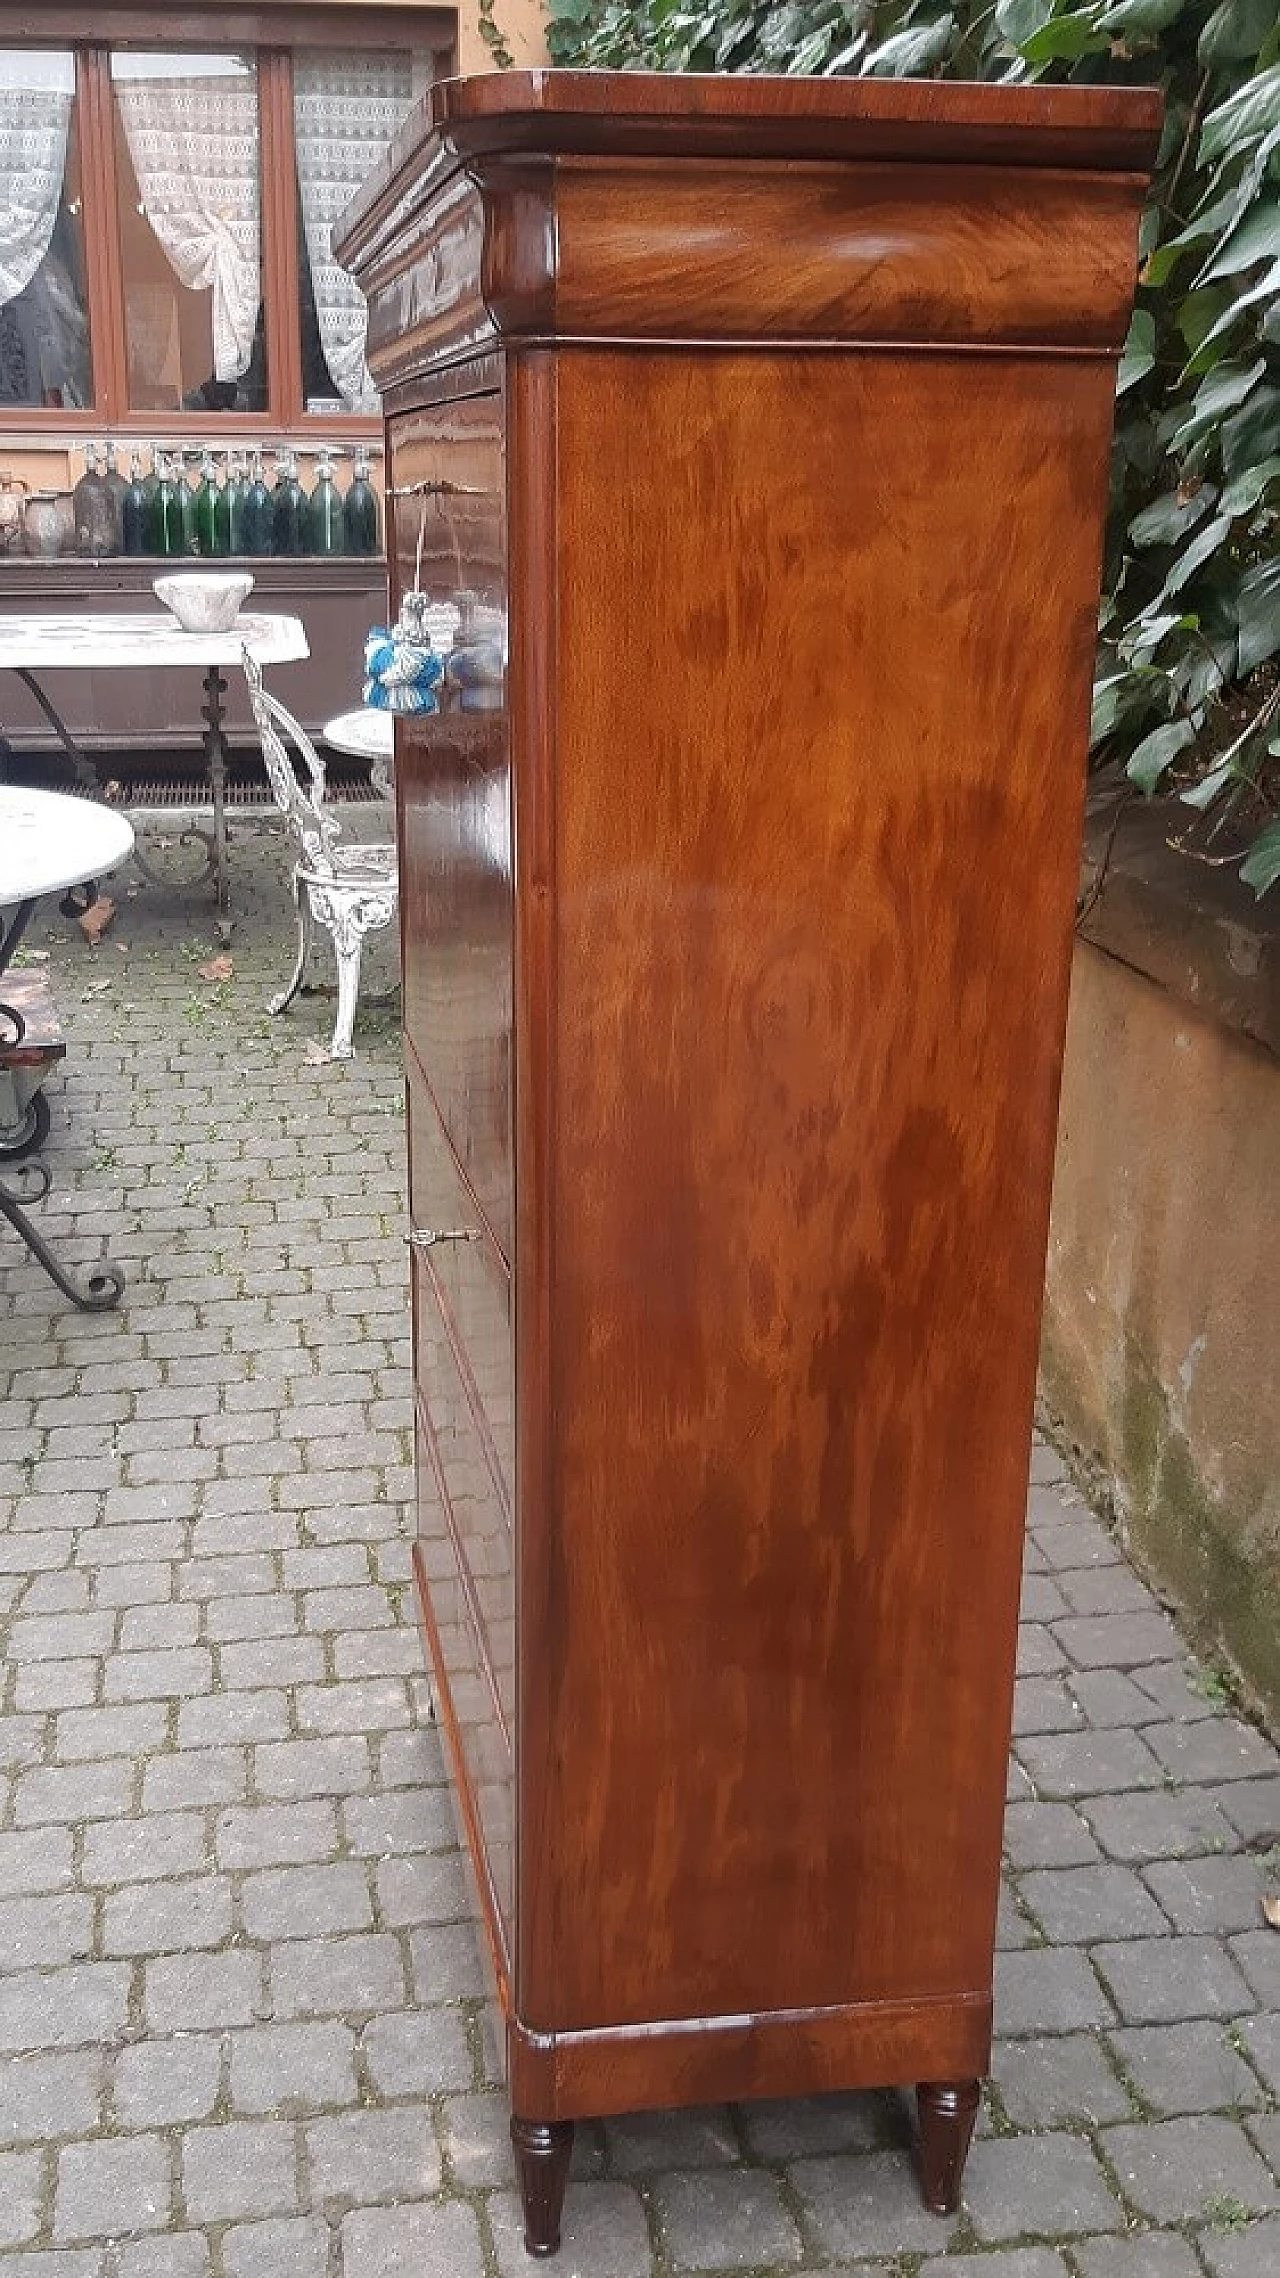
<box><xmin>546</xmin><ymin>0</ymin><xmax>1280</xmax><ymax>896</ymax></box>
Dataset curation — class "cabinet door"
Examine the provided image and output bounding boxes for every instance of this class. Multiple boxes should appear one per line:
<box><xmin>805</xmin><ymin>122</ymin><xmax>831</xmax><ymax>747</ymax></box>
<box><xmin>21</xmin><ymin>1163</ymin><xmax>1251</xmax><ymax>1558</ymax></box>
<box><xmin>389</xmin><ymin>386</ymin><xmax>515</xmax><ymax>1966</ymax></box>
<box><xmin>388</xmin><ymin>391</ymin><xmax>512</xmax><ymax>1261</ymax></box>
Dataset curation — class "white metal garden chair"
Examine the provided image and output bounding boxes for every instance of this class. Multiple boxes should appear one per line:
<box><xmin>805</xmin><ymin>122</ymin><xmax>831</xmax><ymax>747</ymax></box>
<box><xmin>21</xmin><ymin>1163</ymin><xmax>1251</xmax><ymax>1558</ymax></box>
<box><xmin>242</xmin><ymin>648</ymin><xmax>398</xmax><ymax>1061</ymax></box>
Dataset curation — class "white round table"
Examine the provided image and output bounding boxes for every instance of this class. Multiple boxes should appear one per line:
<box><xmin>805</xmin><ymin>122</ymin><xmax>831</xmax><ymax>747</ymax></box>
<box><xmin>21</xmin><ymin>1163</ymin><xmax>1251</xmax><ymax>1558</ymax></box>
<box><xmin>0</xmin><ymin>788</ymin><xmax>135</xmax><ymax>1312</ymax></box>
<box><xmin>323</xmin><ymin>709</ymin><xmax>394</xmax><ymax>763</ymax></box>
<box><xmin>0</xmin><ymin>786</ymin><xmax>136</xmax><ymax>913</ymax></box>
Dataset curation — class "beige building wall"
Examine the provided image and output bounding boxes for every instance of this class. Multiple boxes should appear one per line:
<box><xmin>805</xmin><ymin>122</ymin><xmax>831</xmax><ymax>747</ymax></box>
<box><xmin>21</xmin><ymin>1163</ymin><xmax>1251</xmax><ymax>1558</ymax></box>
<box><xmin>456</xmin><ymin>0</ymin><xmax>549</xmax><ymax>73</ymax></box>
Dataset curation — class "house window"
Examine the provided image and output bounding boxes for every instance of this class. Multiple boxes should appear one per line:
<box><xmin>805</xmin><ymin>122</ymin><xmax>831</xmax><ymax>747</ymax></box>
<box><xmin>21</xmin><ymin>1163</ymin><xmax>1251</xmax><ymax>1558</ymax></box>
<box><xmin>111</xmin><ymin>50</ymin><xmax>268</xmax><ymax>415</ymax></box>
<box><xmin>293</xmin><ymin>48</ymin><xmax>428</xmax><ymax>417</ymax></box>
<box><xmin>0</xmin><ymin>48</ymin><xmax>93</xmax><ymax>409</ymax></box>
<box><xmin>0</xmin><ymin>10</ymin><xmax>450</xmax><ymax>435</ymax></box>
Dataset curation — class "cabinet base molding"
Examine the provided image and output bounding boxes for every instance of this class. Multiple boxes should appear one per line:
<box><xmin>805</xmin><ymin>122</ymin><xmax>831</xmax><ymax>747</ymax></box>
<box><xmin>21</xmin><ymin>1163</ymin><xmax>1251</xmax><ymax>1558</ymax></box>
<box><xmin>507</xmin><ymin>1993</ymin><xmax>992</xmax><ymax>2120</ymax></box>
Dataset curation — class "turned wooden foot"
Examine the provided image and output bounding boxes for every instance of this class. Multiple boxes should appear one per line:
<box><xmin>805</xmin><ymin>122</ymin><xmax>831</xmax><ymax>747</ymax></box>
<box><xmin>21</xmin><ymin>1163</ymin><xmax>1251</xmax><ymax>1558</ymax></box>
<box><xmin>511</xmin><ymin>2115</ymin><xmax>575</xmax><ymax>2257</ymax></box>
<box><xmin>916</xmin><ymin>2078</ymin><xmax>980</xmax><ymax>2214</ymax></box>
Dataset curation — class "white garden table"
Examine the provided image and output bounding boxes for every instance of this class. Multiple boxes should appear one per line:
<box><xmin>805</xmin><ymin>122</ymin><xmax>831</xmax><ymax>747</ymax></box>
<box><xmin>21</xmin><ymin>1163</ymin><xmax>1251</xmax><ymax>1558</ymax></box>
<box><xmin>0</xmin><ymin>609</ymin><xmax>309</xmax><ymax>925</ymax></box>
<box><xmin>0</xmin><ymin>786</ymin><xmax>135</xmax><ymax>1311</ymax></box>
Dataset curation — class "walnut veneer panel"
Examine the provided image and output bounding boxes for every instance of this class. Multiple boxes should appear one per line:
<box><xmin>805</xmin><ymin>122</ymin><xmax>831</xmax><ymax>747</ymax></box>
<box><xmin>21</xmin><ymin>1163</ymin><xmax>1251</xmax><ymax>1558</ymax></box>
<box><xmin>517</xmin><ymin>342</ymin><xmax>1113</xmax><ymax>2039</ymax></box>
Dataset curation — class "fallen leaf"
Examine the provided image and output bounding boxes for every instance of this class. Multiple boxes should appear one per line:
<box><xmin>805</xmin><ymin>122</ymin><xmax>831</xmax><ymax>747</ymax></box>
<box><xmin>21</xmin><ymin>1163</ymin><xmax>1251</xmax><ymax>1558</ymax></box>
<box><xmin>1263</xmin><ymin>1895</ymin><xmax>1280</xmax><ymax>1931</ymax></box>
<box><xmin>114</xmin><ymin>942</ymin><xmax>130</xmax><ymax>955</ymax></box>
<box><xmin>198</xmin><ymin>955</ymin><xmax>234</xmax><ymax>983</ymax></box>
<box><xmin>77</xmin><ymin>897</ymin><xmax>116</xmax><ymax>944</ymax></box>
<box><xmin>81</xmin><ymin>978</ymin><xmax>113</xmax><ymax>999</ymax></box>
<box><xmin>304</xmin><ymin>1039</ymin><xmax>329</xmax><ymax>1065</ymax></box>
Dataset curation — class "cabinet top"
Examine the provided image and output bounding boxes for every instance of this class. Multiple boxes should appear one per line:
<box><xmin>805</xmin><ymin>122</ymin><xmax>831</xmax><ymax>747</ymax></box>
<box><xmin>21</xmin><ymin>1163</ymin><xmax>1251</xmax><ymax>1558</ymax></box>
<box><xmin>343</xmin><ymin>67</ymin><xmax>1160</xmax><ymax>241</ymax></box>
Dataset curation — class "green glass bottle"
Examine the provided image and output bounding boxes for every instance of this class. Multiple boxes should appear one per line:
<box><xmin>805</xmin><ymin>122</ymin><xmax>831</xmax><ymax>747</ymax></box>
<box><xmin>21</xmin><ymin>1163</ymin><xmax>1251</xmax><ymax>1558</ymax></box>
<box><xmin>272</xmin><ymin>450</ymin><xmax>306</xmax><ymax>558</ymax></box>
<box><xmin>224</xmin><ymin>452</ymin><xmax>249</xmax><ymax>555</ymax></box>
<box><xmin>194</xmin><ymin>453</ymin><xmax>222</xmax><ymax>558</ymax></box>
<box><xmin>307</xmin><ymin>448</ymin><xmax>344</xmax><ymax>556</ymax></box>
<box><xmin>212</xmin><ymin>454</ymin><xmax>234</xmax><ymax>557</ymax></box>
<box><xmin>243</xmin><ymin>450</ymin><xmax>274</xmax><ymax>557</ymax></box>
<box><xmin>122</xmin><ymin>449</ymin><xmax>149</xmax><ymax>557</ymax></box>
<box><xmin>343</xmin><ymin>448</ymin><xmax>380</xmax><ymax>556</ymax></box>
<box><xmin>102</xmin><ymin>442</ymin><xmax>127</xmax><ymax>555</ymax></box>
<box><xmin>148</xmin><ymin>452</ymin><xmax>184</xmax><ymax>557</ymax></box>
<box><xmin>178</xmin><ymin>451</ymin><xmax>200</xmax><ymax>557</ymax></box>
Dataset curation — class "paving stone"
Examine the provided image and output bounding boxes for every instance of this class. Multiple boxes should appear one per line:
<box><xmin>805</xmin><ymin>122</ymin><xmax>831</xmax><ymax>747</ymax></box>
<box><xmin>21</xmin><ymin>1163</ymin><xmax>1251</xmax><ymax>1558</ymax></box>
<box><xmin>1016</xmin><ymin>1730</ymin><xmax>1163</xmax><ymax>1798</ymax></box>
<box><xmin>115</xmin><ymin>2239</ymin><xmax>210</xmax><ymax>2278</ymax></box>
<box><xmin>112</xmin><ymin>2037</ymin><xmax>222</xmax><ymax>2128</ymax></box>
<box><xmin>343</xmin><ymin>1788</ymin><xmax>454</xmax><ymax>1855</ymax></box>
<box><xmin>253</xmin><ymin>1736</ymin><xmax>373</xmax><ymax>1799</ymax></box>
<box><xmin>1200</xmin><ymin>2218</ymin><xmax>1280</xmax><ymax>2278</ymax></box>
<box><xmin>340</xmin><ymin>2203</ymin><xmax>486</xmax><ymax>2278</ymax></box>
<box><xmin>1019</xmin><ymin>1863</ymin><xmax>1170</xmax><ymax>1944</ymax></box>
<box><xmin>146</xmin><ymin>1950</ymin><xmax>262</xmax><ymax>2031</ymax></box>
<box><xmin>1145</xmin><ymin>1719</ymin><xmax>1279</xmax><ymax>1786</ymax></box>
<box><xmin>306</xmin><ymin>2108</ymin><xmax>441</xmax><ymax>2204</ymax></box>
<box><xmin>1104</xmin><ymin>2114</ymin><xmax>1279</xmax><ymax>2224</ymax></box>
<box><xmin>1070</xmin><ymin>2238</ymin><xmax>1205</xmax><ymax>2277</ymax></box>
<box><xmin>1228</xmin><ymin>1930</ymin><xmax>1280</xmax><ymax>2006</ymax></box>
<box><xmin>408</xmin><ymin>1920</ymin><xmax>487</xmax><ymax>2002</ymax></box>
<box><xmin>650</xmin><ymin>2167</ymin><xmax>801</xmax><ymax>2268</ymax></box>
<box><xmin>0</xmin><ymin>2147</ymin><xmax>42</xmax><ymax>2246</ymax></box>
<box><xmin>1013</xmin><ymin>1677</ymin><xmax>1083</xmax><ymax>1737</ymax></box>
<box><xmin>789</xmin><ymin>2149</ymin><xmax>960</xmax><ymax>2258</ymax></box>
<box><xmin>81</xmin><ymin>1814</ymin><xmax>207</xmax><ymax>1886</ymax></box>
<box><xmin>177</xmin><ymin>1693</ymin><xmax>290</xmax><ymax>1749</ymax></box>
<box><xmin>1094</xmin><ymin>1935</ymin><xmax>1252</xmax><ymax>2024</ymax></box>
<box><xmin>1068</xmin><ymin>1670</ymin><xmax>1167</xmax><ymax>1728</ymax></box>
<box><xmin>489</xmin><ymin>2181</ymin><xmax>653</xmax><ymax>2278</ymax></box>
<box><xmin>737</xmin><ymin>2089</ymin><xmax>898</xmax><ymax>2161</ymax></box>
<box><xmin>604</xmin><ymin>2107</ymin><xmax>740</xmax><ymax>2175</ymax></box>
<box><xmin>216</xmin><ymin>1802</ymin><xmax>339</xmax><ymax>1869</ymax></box>
<box><xmin>13</xmin><ymin>1759</ymin><xmax>133</xmax><ymax>1824</ymax></box>
<box><xmin>359</xmin><ymin>2007</ymin><xmax>474</xmax><ymax>2095</ymax></box>
<box><xmin>241</xmin><ymin>1863</ymin><xmax>372</xmax><ymax>1941</ymax></box>
<box><xmin>230</xmin><ymin>2023</ymin><xmax>358</xmax><ymax>2114</ymax></box>
<box><xmin>0</xmin><ymin>2053</ymin><xmax>102</xmax><ymax>2146</ymax></box>
<box><xmin>0</xmin><ymin>1829</ymin><xmax>75</xmax><ymax>1897</ymax></box>
<box><xmin>1085</xmin><ymin>1788</ymin><xmax>1237</xmax><ymax>1862</ymax></box>
<box><xmin>182</xmin><ymin>2121</ymin><xmax>299</xmax><ymax>2221</ymax></box>
<box><xmin>142</xmin><ymin>1748</ymin><xmax>247</xmax><ymax>1810</ymax></box>
<box><xmin>0</xmin><ymin>1895</ymin><xmax>95</xmax><ymax>1972</ymax></box>
<box><xmin>992</xmin><ymin>2031</ymin><xmax>1133</xmax><ymax>2128</ymax></box>
<box><xmin>54</xmin><ymin>2136</ymin><xmax>170</xmax><ymax>2240</ymax></box>
<box><xmin>1236</xmin><ymin>2012</ymin><xmax>1280</xmax><ymax>2096</ymax></box>
<box><xmin>374</xmin><ymin>1851</ymin><xmax>469</xmax><ymax>1928</ymax></box>
<box><xmin>964</xmin><ymin>2131</ymin><xmax>1125</xmax><ymax>2238</ymax></box>
<box><xmin>1109</xmin><ymin>2020</ymin><xmax>1266</xmax><ymax>2116</ymax></box>
<box><xmin>221</xmin><ymin>2219</ymin><xmax>328</xmax><ymax>2278</ymax></box>
<box><xmin>1213</xmin><ymin>1775</ymin><xmax>1280</xmax><ymax>1846</ymax></box>
<box><xmin>0</xmin><ymin>1962</ymin><xmax>131</xmax><ymax>2053</ymax></box>
<box><xmin>55</xmin><ymin>1704</ymin><xmax>168</xmax><ymax>1761</ymax></box>
<box><xmin>270</xmin><ymin>1934</ymin><xmax>404</xmax><ymax>2019</ymax></box>
<box><xmin>994</xmin><ymin>1946</ymin><xmax>1116</xmax><ymax>2035</ymax></box>
<box><xmin>103</xmin><ymin>1876</ymin><xmax>233</xmax><ymax>1956</ymax></box>
<box><xmin>1143</xmin><ymin>1855</ymin><xmax>1269</xmax><ymax>1936</ymax></box>
<box><xmin>1134</xmin><ymin>1659</ymin><xmax>1227</xmax><ymax>1723</ymax></box>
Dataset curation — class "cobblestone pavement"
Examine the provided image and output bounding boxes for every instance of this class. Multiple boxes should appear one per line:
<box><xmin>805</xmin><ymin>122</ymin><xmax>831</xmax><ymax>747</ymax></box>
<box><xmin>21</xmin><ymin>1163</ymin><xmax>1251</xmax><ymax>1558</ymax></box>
<box><xmin>3</xmin><ymin>819</ymin><xmax>1280</xmax><ymax>2278</ymax></box>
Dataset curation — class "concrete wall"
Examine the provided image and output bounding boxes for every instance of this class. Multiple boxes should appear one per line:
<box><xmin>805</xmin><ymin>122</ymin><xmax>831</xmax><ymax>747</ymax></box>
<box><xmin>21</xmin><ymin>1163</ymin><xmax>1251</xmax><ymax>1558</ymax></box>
<box><xmin>1042</xmin><ymin>803</ymin><xmax>1280</xmax><ymax>1721</ymax></box>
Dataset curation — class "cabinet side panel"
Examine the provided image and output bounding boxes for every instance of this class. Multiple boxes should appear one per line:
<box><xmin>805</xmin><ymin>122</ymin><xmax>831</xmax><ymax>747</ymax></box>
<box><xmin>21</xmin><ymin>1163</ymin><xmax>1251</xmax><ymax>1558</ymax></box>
<box><xmin>532</xmin><ymin>346</ymin><xmax>1112</xmax><ymax>2033</ymax></box>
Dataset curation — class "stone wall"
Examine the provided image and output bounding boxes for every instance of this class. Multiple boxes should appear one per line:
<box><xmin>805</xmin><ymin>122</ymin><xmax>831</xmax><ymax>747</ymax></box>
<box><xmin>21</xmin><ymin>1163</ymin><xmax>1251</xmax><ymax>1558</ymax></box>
<box><xmin>1042</xmin><ymin>798</ymin><xmax>1280</xmax><ymax>1722</ymax></box>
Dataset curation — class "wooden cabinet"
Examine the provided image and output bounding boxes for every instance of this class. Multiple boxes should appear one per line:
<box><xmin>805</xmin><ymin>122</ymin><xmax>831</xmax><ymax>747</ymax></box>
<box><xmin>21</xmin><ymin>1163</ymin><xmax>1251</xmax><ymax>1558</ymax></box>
<box><xmin>337</xmin><ymin>69</ymin><xmax>1159</xmax><ymax>2258</ymax></box>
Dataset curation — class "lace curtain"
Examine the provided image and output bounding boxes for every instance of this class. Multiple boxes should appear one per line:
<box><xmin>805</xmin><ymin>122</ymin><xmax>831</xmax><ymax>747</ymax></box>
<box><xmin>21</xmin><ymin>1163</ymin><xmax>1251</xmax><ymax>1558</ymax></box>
<box><xmin>0</xmin><ymin>58</ymin><xmax>73</xmax><ymax>309</ymax></box>
<box><xmin>115</xmin><ymin>55</ymin><xmax>261</xmax><ymax>382</ymax></box>
<box><xmin>294</xmin><ymin>50</ymin><xmax>429</xmax><ymax>412</ymax></box>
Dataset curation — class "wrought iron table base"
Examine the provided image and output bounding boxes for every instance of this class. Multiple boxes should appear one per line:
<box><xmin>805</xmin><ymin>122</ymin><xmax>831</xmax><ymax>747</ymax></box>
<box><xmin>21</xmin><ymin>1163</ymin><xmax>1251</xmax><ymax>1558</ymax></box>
<box><xmin>13</xmin><ymin>664</ymin><xmax>231</xmax><ymax>924</ymax></box>
<box><xmin>0</xmin><ymin>897</ymin><xmax>126</xmax><ymax>1313</ymax></box>
<box><xmin>0</xmin><ymin>1160</ymin><xmax>125</xmax><ymax>1311</ymax></box>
